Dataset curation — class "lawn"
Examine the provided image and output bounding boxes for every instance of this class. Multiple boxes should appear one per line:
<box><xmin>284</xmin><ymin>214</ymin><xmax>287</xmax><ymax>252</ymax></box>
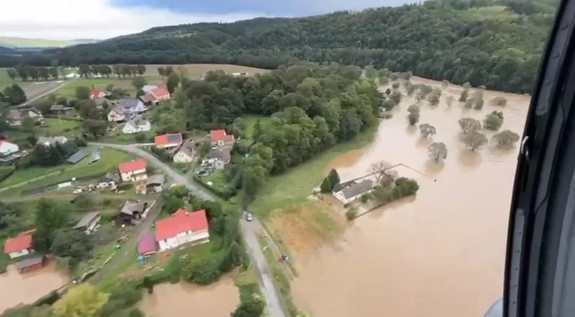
<box><xmin>0</xmin><ymin>68</ymin><xmax>14</xmax><ymax>90</ymax></box>
<box><xmin>200</xmin><ymin>170</ymin><xmax>228</xmax><ymax>191</ymax></box>
<box><xmin>0</xmin><ymin>148</ymin><xmax>132</xmax><ymax>193</ymax></box>
<box><xmin>5</xmin><ymin>118</ymin><xmax>82</xmax><ymax>142</ymax></box>
<box><xmin>53</xmin><ymin>78</ymin><xmax>139</xmax><ymax>97</ymax></box>
<box><xmin>251</xmin><ymin>126</ymin><xmax>377</xmax><ymax>218</ymax></box>
<box><xmin>242</xmin><ymin>115</ymin><xmax>271</xmax><ymax>142</ymax></box>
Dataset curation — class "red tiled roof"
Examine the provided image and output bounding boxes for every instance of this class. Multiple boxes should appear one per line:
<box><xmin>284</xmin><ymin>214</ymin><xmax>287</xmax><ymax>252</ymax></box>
<box><xmin>154</xmin><ymin>133</ymin><xmax>183</xmax><ymax>146</ymax></box>
<box><xmin>210</xmin><ymin>129</ymin><xmax>235</xmax><ymax>142</ymax></box>
<box><xmin>118</xmin><ymin>159</ymin><xmax>147</xmax><ymax>173</ymax></box>
<box><xmin>155</xmin><ymin>209</ymin><xmax>208</xmax><ymax>241</ymax></box>
<box><xmin>4</xmin><ymin>233</ymin><xmax>33</xmax><ymax>253</ymax></box>
<box><xmin>89</xmin><ymin>88</ymin><xmax>104</xmax><ymax>98</ymax></box>
<box><xmin>150</xmin><ymin>86</ymin><xmax>170</xmax><ymax>98</ymax></box>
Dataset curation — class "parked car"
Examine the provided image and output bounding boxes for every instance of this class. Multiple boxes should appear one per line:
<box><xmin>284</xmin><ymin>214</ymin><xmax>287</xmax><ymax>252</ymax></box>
<box><xmin>245</xmin><ymin>213</ymin><xmax>254</xmax><ymax>222</ymax></box>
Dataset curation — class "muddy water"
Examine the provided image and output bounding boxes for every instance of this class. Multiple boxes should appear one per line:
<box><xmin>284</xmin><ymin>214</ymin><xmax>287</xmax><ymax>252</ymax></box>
<box><xmin>139</xmin><ymin>278</ymin><xmax>239</xmax><ymax>317</ymax></box>
<box><xmin>0</xmin><ymin>263</ymin><xmax>68</xmax><ymax>312</ymax></box>
<box><xmin>292</xmin><ymin>77</ymin><xmax>530</xmax><ymax>317</ymax></box>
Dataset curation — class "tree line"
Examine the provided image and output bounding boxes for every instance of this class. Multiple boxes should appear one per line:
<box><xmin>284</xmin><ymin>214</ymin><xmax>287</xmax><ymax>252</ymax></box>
<box><xmin>1</xmin><ymin>0</ymin><xmax>557</xmax><ymax>93</ymax></box>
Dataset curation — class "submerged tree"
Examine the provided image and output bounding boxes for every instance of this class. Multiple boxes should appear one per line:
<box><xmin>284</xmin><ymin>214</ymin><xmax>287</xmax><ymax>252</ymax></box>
<box><xmin>370</xmin><ymin>160</ymin><xmax>397</xmax><ymax>186</ymax></box>
<box><xmin>407</xmin><ymin>104</ymin><xmax>420</xmax><ymax>126</ymax></box>
<box><xmin>52</xmin><ymin>284</ymin><xmax>108</xmax><ymax>317</ymax></box>
<box><xmin>484</xmin><ymin>111</ymin><xmax>504</xmax><ymax>130</ymax></box>
<box><xmin>462</xmin><ymin>131</ymin><xmax>488</xmax><ymax>151</ymax></box>
<box><xmin>419</xmin><ymin>123</ymin><xmax>437</xmax><ymax>138</ymax></box>
<box><xmin>459</xmin><ymin>118</ymin><xmax>482</xmax><ymax>134</ymax></box>
<box><xmin>491</xmin><ymin>97</ymin><xmax>508</xmax><ymax>107</ymax></box>
<box><xmin>446</xmin><ymin>95</ymin><xmax>454</xmax><ymax>107</ymax></box>
<box><xmin>428</xmin><ymin>142</ymin><xmax>448</xmax><ymax>162</ymax></box>
<box><xmin>493</xmin><ymin>130</ymin><xmax>520</xmax><ymax>148</ymax></box>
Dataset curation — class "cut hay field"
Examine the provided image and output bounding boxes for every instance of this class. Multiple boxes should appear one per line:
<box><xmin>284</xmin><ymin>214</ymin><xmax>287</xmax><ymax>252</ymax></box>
<box><xmin>144</xmin><ymin>64</ymin><xmax>270</xmax><ymax>79</ymax></box>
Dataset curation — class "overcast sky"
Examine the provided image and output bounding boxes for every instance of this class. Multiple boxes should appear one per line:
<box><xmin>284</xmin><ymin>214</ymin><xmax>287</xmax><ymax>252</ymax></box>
<box><xmin>0</xmin><ymin>0</ymin><xmax>415</xmax><ymax>40</ymax></box>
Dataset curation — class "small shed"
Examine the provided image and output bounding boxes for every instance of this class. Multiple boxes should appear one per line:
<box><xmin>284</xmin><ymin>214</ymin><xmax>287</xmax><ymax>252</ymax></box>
<box><xmin>138</xmin><ymin>234</ymin><xmax>157</xmax><ymax>256</ymax></box>
<box><xmin>16</xmin><ymin>255</ymin><xmax>46</xmax><ymax>273</ymax></box>
<box><xmin>145</xmin><ymin>174</ymin><xmax>165</xmax><ymax>194</ymax></box>
<box><xmin>67</xmin><ymin>150</ymin><xmax>88</xmax><ymax>164</ymax></box>
<box><xmin>73</xmin><ymin>211</ymin><xmax>101</xmax><ymax>234</ymax></box>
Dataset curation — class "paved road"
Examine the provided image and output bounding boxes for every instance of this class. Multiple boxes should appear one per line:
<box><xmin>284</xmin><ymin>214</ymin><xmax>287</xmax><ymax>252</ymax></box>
<box><xmin>90</xmin><ymin>142</ymin><xmax>287</xmax><ymax>317</ymax></box>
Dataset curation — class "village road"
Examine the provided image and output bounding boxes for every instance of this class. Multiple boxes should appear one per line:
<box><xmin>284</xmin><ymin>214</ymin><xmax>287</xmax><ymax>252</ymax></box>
<box><xmin>89</xmin><ymin>142</ymin><xmax>287</xmax><ymax>317</ymax></box>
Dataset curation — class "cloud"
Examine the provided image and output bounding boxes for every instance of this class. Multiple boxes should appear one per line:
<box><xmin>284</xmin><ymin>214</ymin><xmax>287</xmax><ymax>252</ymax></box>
<box><xmin>0</xmin><ymin>0</ymin><xmax>265</xmax><ymax>40</ymax></box>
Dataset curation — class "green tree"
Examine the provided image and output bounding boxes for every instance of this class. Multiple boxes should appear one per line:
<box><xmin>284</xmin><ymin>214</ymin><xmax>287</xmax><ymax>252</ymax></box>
<box><xmin>407</xmin><ymin>104</ymin><xmax>420</xmax><ymax>126</ymax></box>
<box><xmin>459</xmin><ymin>89</ymin><xmax>469</xmax><ymax>102</ymax></box>
<box><xmin>2</xmin><ymin>84</ymin><xmax>27</xmax><ymax>105</ymax></box>
<box><xmin>419</xmin><ymin>123</ymin><xmax>436</xmax><ymax>138</ymax></box>
<box><xmin>6</xmin><ymin>69</ymin><xmax>17</xmax><ymax>81</ymax></box>
<box><xmin>459</xmin><ymin>118</ymin><xmax>482</xmax><ymax>134</ymax></box>
<box><xmin>327</xmin><ymin>169</ymin><xmax>340</xmax><ymax>187</ymax></box>
<box><xmin>428</xmin><ymin>142</ymin><xmax>448</xmax><ymax>162</ymax></box>
<box><xmin>166</xmin><ymin>73</ymin><xmax>180</xmax><ymax>94</ymax></box>
<box><xmin>52</xmin><ymin>284</ymin><xmax>108</xmax><ymax>317</ymax></box>
<box><xmin>51</xmin><ymin>229</ymin><xmax>94</xmax><ymax>269</ymax></box>
<box><xmin>493</xmin><ymin>130</ymin><xmax>520</xmax><ymax>148</ymax></box>
<box><xmin>33</xmin><ymin>199</ymin><xmax>70</xmax><ymax>252</ymax></box>
<box><xmin>231</xmin><ymin>292</ymin><xmax>266</xmax><ymax>317</ymax></box>
<box><xmin>131</xmin><ymin>77</ymin><xmax>147</xmax><ymax>91</ymax></box>
<box><xmin>462</xmin><ymin>131</ymin><xmax>488</xmax><ymax>151</ymax></box>
<box><xmin>75</xmin><ymin>86</ymin><xmax>90</xmax><ymax>100</ymax></box>
<box><xmin>483</xmin><ymin>111</ymin><xmax>504</xmax><ymax>130</ymax></box>
<box><xmin>21</xmin><ymin>116</ymin><xmax>36</xmax><ymax>134</ymax></box>
<box><xmin>320</xmin><ymin>177</ymin><xmax>332</xmax><ymax>193</ymax></box>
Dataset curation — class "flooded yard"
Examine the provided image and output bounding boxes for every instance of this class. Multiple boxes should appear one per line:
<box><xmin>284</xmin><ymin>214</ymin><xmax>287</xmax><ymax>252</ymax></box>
<box><xmin>139</xmin><ymin>278</ymin><xmax>239</xmax><ymax>317</ymax></box>
<box><xmin>0</xmin><ymin>263</ymin><xmax>68</xmax><ymax>312</ymax></box>
<box><xmin>291</xmin><ymin>78</ymin><xmax>530</xmax><ymax>317</ymax></box>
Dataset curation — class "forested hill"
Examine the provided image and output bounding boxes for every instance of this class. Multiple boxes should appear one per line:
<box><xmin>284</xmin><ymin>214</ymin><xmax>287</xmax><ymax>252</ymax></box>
<box><xmin>7</xmin><ymin>0</ymin><xmax>558</xmax><ymax>93</ymax></box>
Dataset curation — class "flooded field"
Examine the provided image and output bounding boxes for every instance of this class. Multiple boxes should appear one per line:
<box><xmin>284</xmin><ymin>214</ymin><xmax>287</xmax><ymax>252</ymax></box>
<box><xmin>291</xmin><ymin>77</ymin><xmax>531</xmax><ymax>317</ymax></box>
<box><xmin>139</xmin><ymin>278</ymin><xmax>239</xmax><ymax>317</ymax></box>
<box><xmin>0</xmin><ymin>263</ymin><xmax>68</xmax><ymax>312</ymax></box>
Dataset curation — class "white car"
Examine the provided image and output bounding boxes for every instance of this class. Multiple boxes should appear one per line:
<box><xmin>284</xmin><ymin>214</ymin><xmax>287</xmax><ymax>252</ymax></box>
<box><xmin>245</xmin><ymin>213</ymin><xmax>254</xmax><ymax>222</ymax></box>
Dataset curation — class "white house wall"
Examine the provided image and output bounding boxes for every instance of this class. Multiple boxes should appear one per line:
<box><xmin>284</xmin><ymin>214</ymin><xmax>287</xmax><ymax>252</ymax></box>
<box><xmin>158</xmin><ymin>230</ymin><xmax>210</xmax><ymax>252</ymax></box>
<box><xmin>9</xmin><ymin>249</ymin><xmax>30</xmax><ymax>259</ymax></box>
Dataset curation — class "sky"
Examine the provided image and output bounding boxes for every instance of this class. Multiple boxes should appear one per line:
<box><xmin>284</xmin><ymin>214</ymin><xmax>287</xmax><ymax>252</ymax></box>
<box><xmin>0</xmin><ymin>0</ymin><xmax>415</xmax><ymax>40</ymax></box>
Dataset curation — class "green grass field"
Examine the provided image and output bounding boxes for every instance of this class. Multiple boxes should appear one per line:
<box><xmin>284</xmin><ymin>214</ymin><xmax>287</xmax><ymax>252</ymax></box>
<box><xmin>0</xmin><ymin>148</ymin><xmax>132</xmax><ymax>193</ymax></box>
<box><xmin>0</xmin><ymin>36</ymin><xmax>72</xmax><ymax>48</ymax></box>
<box><xmin>0</xmin><ymin>68</ymin><xmax>14</xmax><ymax>90</ymax></box>
<box><xmin>5</xmin><ymin>118</ymin><xmax>82</xmax><ymax>142</ymax></box>
<box><xmin>54</xmin><ymin>78</ymin><xmax>135</xmax><ymax>97</ymax></box>
<box><xmin>251</xmin><ymin>126</ymin><xmax>377</xmax><ymax>218</ymax></box>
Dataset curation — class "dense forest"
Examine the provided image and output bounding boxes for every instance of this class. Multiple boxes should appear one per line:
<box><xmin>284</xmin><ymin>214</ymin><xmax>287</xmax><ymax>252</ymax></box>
<box><xmin>0</xmin><ymin>0</ymin><xmax>558</xmax><ymax>93</ymax></box>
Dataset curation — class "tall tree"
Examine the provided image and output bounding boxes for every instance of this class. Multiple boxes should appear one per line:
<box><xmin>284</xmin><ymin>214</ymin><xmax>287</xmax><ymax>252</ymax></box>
<box><xmin>52</xmin><ymin>284</ymin><xmax>108</xmax><ymax>317</ymax></box>
<box><xmin>6</xmin><ymin>69</ymin><xmax>17</xmax><ymax>81</ymax></box>
<box><xmin>32</xmin><ymin>199</ymin><xmax>70</xmax><ymax>252</ymax></box>
<box><xmin>75</xmin><ymin>86</ymin><xmax>91</xmax><ymax>100</ymax></box>
<box><xmin>166</xmin><ymin>73</ymin><xmax>180</xmax><ymax>93</ymax></box>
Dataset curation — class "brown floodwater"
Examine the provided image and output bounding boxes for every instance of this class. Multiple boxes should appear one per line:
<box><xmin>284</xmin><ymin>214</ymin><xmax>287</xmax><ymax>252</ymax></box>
<box><xmin>292</xmin><ymin>77</ymin><xmax>531</xmax><ymax>317</ymax></box>
<box><xmin>0</xmin><ymin>263</ymin><xmax>68</xmax><ymax>313</ymax></box>
<box><xmin>139</xmin><ymin>278</ymin><xmax>239</xmax><ymax>317</ymax></box>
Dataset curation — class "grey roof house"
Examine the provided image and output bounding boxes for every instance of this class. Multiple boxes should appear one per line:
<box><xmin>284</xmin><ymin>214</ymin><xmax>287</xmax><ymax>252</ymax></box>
<box><xmin>50</xmin><ymin>104</ymin><xmax>74</xmax><ymax>115</ymax></box>
<box><xmin>74</xmin><ymin>211</ymin><xmax>101</xmax><ymax>234</ymax></box>
<box><xmin>333</xmin><ymin>179</ymin><xmax>374</xmax><ymax>205</ymax></box>
<box><xmin>116</xmin><ymin>200</ymin><xmax>147</xmax><ymax>225</ymax></box>
<box><xmin>67</xmin><ymin>150</ymin><xmax>88</xmax><ymax>164</ymax></box>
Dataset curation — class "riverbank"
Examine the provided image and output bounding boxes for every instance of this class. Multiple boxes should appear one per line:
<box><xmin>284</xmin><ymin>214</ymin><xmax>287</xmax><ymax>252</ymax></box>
<box><xmin>251</xmin><ymin>125</ymin><xmax>378</xmax><ymax>218</ymax></box>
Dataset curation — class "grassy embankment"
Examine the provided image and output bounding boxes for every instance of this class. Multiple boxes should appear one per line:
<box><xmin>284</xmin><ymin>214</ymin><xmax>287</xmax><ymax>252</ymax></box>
<box><xmin>0</xmin><ymin>148</ymin><xmax>132</xmax><ymax>196</ymax></box>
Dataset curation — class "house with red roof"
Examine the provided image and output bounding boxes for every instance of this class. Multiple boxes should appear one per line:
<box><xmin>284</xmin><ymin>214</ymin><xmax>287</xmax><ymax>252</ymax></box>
<box><xmin>155</xmin><ymin>208</ymin><xmax>209</xmax><ymax>252</ymax></box>
<box><xmin>154</xmin><ymin>133</ymin><xmax>183</xmax><ymax>149</ymax></box>
<box><xmin>89</xmin><ymin>88</ymin><xmax>107</xmax><ymax>100</ymax></box>
<box><xmin>4</xmin><ymin>232</ymin><xmax>34</xmax><ymax>259</ymax></box>
<box><xmin>140</xmin><ymin>86</ymin><xmax>171</xmax><ymax>105</ymax></box>
<box><xmin>118</xmin><ymin>159</ymin><xmax>148</xmax><ymax>182</ymax></box>
<box><xmin>210</xmin><ymin>129</ymin><xmax>235</xmax><ymax>147</ymax></box>
<box><xmin>138</xmin><ymin>233</ymin><xmax>157</xmax><ymax>256</ymax></box>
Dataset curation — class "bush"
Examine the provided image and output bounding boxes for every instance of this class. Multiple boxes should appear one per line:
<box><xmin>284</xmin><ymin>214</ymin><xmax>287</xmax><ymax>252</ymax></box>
<box><xmin>74</xmin><ymin>137</ymin><xmax>87</xmax><ymax>147</ymax></box>
<box><xmin>360</xmin><ymin>193</ymin><xmax>372</xmax><ymax>203</ymax></box>
<box><xmin>345</xmin><ymin>207</ymin><xmax>358</xmax><ymax>220</ymax></box>
<box><xmin>134</xmin><ymin>133</ymin><xmax>147</xmax><ymax>143</ymax></box>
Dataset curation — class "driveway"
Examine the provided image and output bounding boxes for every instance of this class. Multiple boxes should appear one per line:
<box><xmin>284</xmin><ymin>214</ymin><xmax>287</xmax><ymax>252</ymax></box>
<box><xmin>89</xmin><ymin>142</ymin><xmax>287</xmax><ymax>317</ymax></box>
